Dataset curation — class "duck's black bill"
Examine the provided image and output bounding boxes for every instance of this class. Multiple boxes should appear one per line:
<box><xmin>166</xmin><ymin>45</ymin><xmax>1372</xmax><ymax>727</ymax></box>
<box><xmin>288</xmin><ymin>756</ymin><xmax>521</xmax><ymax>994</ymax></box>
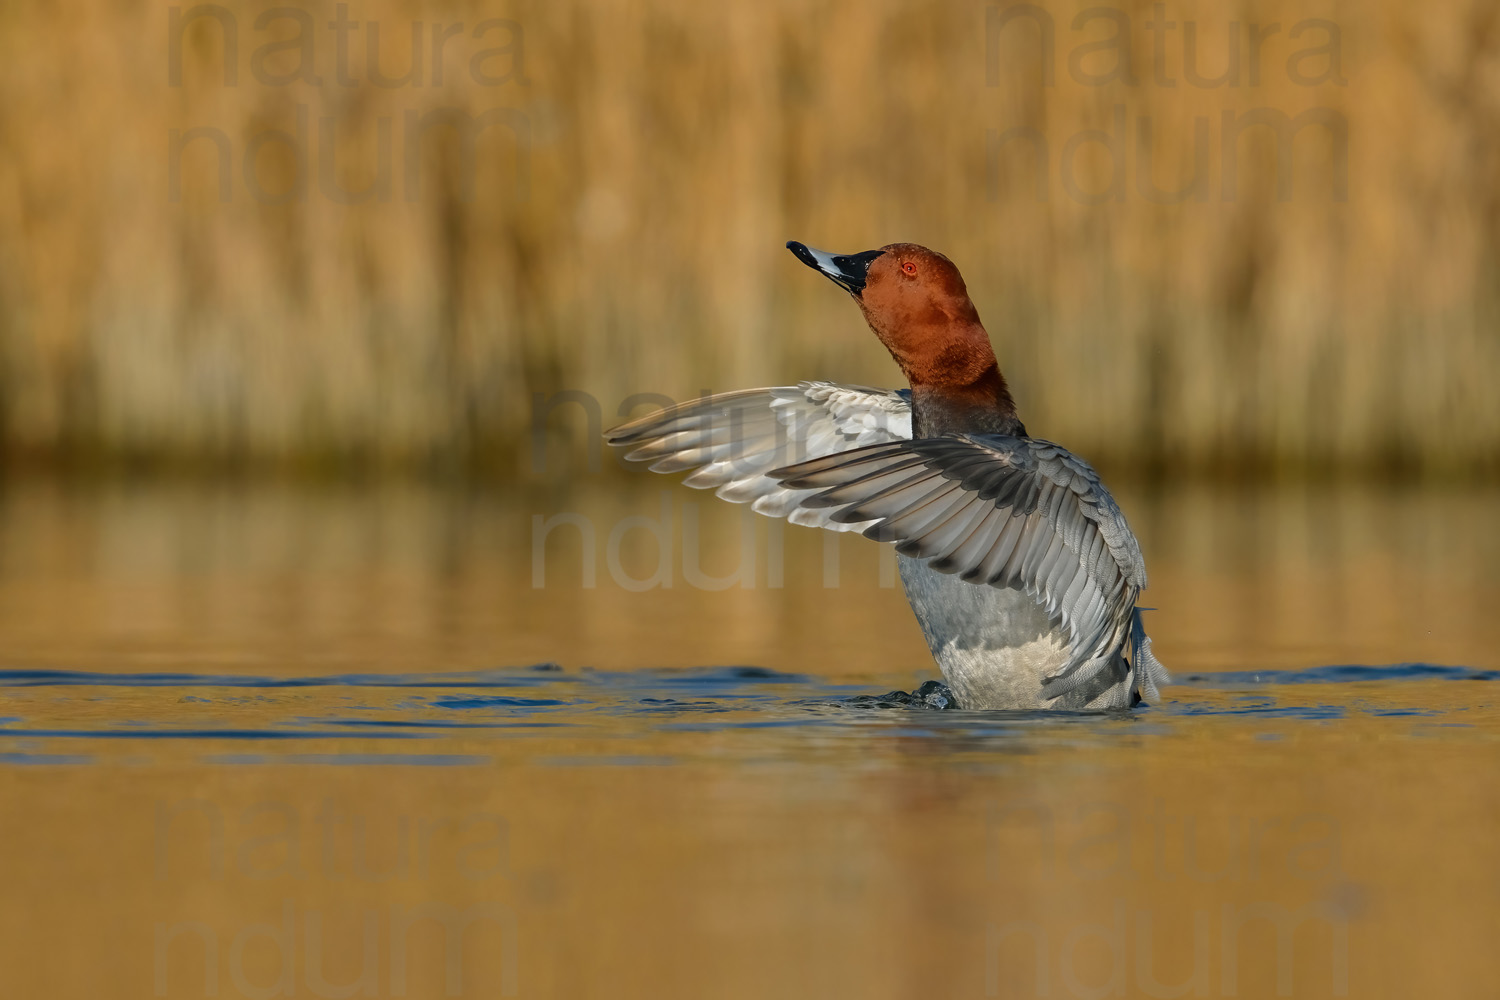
<box><xmin>786</xmin><ymin>242</ymin><xmax>885</xmax><ymax>296</ymax></box>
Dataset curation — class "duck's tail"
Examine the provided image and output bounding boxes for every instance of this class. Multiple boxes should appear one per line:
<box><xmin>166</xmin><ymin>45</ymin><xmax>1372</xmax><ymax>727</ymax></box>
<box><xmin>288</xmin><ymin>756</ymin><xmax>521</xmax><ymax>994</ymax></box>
<box><xmin>1127</xmin><ymin>607</ymin><xmax>1170</xmax><ymax>704</ymax></box>
<box><xmin>1046</xmin><ymin>607</ymin><xmax>1170</xmax><ymax>710</ymax></box>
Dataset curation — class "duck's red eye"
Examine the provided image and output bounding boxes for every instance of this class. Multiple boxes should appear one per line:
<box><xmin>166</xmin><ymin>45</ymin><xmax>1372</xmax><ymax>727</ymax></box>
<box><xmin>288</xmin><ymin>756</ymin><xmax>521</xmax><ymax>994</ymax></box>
<box><xmin>902</xmin><ymin>261</ymin><xmax>917</xmax><ymax>275</ymax></box>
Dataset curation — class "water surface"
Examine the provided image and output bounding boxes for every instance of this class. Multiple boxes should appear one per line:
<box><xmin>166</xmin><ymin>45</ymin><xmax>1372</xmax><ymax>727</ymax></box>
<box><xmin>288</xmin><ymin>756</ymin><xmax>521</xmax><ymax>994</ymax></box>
<box><xmin>0</xmin><ymin>477</ymin><xmax>1495</xmax><ymax>998</ymax></box>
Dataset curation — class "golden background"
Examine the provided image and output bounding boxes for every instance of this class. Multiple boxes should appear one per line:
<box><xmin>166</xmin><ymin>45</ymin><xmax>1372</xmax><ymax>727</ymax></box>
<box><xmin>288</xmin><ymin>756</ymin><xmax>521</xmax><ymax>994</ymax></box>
<box><xmin>2</xmin><ymin>0</ymin><xmax>1496</xmax><ymax>476</ymax></box>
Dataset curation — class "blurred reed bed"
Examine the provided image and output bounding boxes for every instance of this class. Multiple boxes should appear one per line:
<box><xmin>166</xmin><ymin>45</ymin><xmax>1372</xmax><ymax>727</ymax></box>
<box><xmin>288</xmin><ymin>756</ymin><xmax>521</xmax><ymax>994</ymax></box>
<box><xmin>0</xmin><ymin>0</ymin><xmax>1496</xmax><ymax>477</ymax></box>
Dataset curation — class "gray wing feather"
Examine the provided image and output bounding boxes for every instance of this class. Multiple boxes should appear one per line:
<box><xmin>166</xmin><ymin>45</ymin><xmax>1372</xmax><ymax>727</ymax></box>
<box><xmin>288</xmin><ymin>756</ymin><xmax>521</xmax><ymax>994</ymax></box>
<box><xmin>603</xmin><ymin>382</ymin><xmax>913</xmax><ymax>532</ymax></box>
<box><xmin>772</xmin><ymin>434</ymin><xmax>1166</xmax><ymax>698</ymax></box>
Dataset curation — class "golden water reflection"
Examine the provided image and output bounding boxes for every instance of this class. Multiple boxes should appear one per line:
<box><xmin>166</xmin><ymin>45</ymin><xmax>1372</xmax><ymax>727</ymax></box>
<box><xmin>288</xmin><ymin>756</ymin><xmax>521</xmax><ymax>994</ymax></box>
<box><xmin>0</xmin><ymin>476</ymin><xmax>1494</xmax><ymax>677</ymax></box>
<box><xmin>0</xmin><ymin>476</ymin><xmax>1494</xmax><ymax>999</ymax></box>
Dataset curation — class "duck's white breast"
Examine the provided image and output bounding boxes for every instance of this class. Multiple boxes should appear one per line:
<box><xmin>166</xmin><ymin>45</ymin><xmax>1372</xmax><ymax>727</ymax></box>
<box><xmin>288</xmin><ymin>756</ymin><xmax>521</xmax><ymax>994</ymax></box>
<box><xmin>896</xmin><ymin>554</ymin><xmax>1073</xmax><ymax>709</ymax></box>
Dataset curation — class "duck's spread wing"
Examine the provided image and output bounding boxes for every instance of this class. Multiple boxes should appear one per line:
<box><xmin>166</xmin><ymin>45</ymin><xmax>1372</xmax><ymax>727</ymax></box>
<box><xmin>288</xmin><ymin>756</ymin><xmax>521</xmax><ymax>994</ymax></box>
<box><xmin>604</xmin><ymin>382</ymin><xmax>912</xmax><ymax>532</ymax></box>
<box><xmin>772</xmin><ymin>434</ymin><xmax>1167</xmax><ymax>701</ymax></box>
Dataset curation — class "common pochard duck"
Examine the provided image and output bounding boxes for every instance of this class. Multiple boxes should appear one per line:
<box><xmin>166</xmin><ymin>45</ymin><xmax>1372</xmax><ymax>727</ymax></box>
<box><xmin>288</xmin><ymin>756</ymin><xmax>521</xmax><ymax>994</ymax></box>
<box><xmin>605</xmin><ymin>242</ymin><xmax>1168</xmax><ymax>710</ymax></box>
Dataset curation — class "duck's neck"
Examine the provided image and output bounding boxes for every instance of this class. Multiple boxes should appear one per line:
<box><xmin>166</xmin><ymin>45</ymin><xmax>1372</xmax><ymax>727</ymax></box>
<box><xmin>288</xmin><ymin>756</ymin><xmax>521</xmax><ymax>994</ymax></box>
<box><xmin>866</xmin><ymin>304</ymin><xmax>1026</xmax><ymax>438</ymax></box>
<box><xmin>905</xmin><ymin>347</ymin><xmax>1025</xmax><ymax>439</ymax></box>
